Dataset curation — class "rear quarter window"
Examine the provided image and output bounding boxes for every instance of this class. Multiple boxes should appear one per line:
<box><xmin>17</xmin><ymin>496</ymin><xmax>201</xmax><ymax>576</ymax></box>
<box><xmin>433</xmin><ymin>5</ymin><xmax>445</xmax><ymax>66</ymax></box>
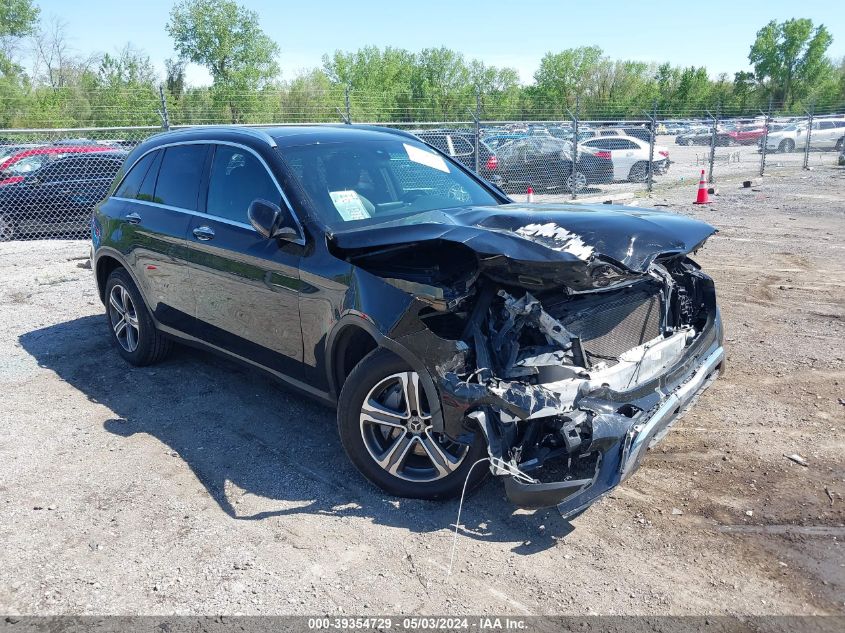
<box><xmin>114</xmin><ymin>152</ymin><xmax>156</xmax><ymax>199</ymax></box>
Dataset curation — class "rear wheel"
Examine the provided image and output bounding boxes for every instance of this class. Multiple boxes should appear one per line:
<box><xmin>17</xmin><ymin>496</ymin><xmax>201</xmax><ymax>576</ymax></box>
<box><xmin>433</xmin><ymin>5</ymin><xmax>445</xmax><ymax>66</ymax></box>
<box><xmin>835</xmin><ymin>137</ymin><xmax>844</xmax><ymax>152</ymax></box>
<box><xmin>779</xmin><ymin>139</ymin><xmax>795</xmax><ymax>153</ymax></box>
<box><xmin>104</xmin><ymin>268</ymin><xmax>172</xmax><ymax>366</ymax></box>
<box><xmin>337</xmin><ymin>348</ymin><xmax>488</xmax><ymax>500</ymax></box>
<box><xmin>628</xmin><ymin>161</ymin><xmax>649</xmax><ymax>182</ymax></box>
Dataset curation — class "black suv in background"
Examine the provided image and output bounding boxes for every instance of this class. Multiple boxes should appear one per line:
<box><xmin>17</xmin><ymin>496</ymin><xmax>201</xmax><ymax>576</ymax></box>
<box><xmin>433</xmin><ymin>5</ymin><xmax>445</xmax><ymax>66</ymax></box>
<box><xmin>91</xmin><ymin>125</ymin><xmax>723</xmax><ymax>513</ymax></box>
<box><xmin>0</xmin><ymin>151</ymin><xmax>125</xmax><ymax>241</ymax></box>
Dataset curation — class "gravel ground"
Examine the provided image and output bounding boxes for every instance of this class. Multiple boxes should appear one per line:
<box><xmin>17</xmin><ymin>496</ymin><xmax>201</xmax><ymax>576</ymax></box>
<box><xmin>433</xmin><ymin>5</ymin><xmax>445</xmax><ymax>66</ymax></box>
<box><xmin>0</xmin><ymin>166</ymin><xmax>843</xmax><ymax>616</ymax></box>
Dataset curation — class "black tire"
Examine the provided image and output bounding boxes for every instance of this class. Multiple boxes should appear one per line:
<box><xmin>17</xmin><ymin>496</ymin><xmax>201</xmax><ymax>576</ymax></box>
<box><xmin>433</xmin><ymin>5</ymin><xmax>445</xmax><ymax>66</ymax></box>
<box><xmin>564</xmin><ymin>169</ymin><xmax>587</xmax><ymax>192</ymax></box>
<box><xmin>779</xmin><ymin>139</ymin><xmax>795</xmax><ymax>153</ymax></box>
<box><xmin>104</xmin><ymin>268</ymin><xmax>172</xmax><ymax>366</ymax></box>
<box><xmin>628</xmin><ymin>161</ymin><xmax>649</xmax><ymax>183</ymax></box>
<box><xmin>0</xmin><ymin>213</ymin><xmax>15</xmax><ymax>242</ymax></box>
<box><xmin>337</xmin><ymin>348</ymin><xmax>489</xmax><ymax>500</ymax></box>
<box><xmin>835</xmin><ymin>137</ymin><xmax>844</xmax><ymax>152</ymax></box>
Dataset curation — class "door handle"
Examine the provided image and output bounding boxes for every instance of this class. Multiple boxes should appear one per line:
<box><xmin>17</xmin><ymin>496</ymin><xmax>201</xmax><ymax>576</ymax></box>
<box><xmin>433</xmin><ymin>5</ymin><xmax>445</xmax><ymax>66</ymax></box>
<box><xmin>125</xmin><ymin>212</ymin><xmax>141</xmax><ymax>224</ymax></box>
<box><xmin>192</xmin><ymin>226</ymin><xmax>215</xmax><ymax>241</ymax></box>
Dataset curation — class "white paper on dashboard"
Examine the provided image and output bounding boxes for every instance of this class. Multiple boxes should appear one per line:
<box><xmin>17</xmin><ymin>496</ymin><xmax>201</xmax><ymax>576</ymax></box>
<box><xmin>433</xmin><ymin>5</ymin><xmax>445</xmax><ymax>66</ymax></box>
<box><xmin>329</xmin><ymin>190</ymin><xmax>371</xmax><ymax>221</ymax></box>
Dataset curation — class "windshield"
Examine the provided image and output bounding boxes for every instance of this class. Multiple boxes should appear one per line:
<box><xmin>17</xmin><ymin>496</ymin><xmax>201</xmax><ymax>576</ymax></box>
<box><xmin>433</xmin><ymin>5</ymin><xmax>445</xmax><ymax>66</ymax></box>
<box><xmin>781</xmin><ymin>123</ymin><xmax>803</xmax><ymax>132</ymax></box>
<box><xmin>0</xmin><ymin>154</ymin><xmax>51</xmax><ymax>175</ymax></box>
<box><xmin>281</xmin><ymin>139</ymin><xmax>501</xmax><ymax>228</ymax></box>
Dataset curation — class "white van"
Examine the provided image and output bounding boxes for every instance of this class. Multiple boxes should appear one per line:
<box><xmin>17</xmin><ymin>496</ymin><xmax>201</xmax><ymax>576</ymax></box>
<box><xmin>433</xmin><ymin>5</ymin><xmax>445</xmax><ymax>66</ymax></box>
<box><xmin>764</xmin><ymin>117</ymin><xmax>845</xmax><ymax>153</ymax></box>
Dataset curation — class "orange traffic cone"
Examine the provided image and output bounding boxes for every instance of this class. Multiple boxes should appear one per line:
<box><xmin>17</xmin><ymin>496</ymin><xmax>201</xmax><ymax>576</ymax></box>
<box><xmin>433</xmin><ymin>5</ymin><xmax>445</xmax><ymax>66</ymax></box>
<box><xmin>526</xmin><ymin>185</ymin><xmax>534</xmax><ymax>203</ymax></box>
<box><xmin>693</xmin><ymin>169</ymin><xmax>709</xmax><ymax>204</ymax></box>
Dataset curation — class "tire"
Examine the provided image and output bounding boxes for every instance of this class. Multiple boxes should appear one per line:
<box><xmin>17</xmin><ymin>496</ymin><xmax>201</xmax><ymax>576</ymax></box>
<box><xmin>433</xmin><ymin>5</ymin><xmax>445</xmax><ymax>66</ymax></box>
<box><xmin>779</xmin><ymin>139</ymin><xmax>795</xmax><ymax>153</ymax></box>
<box><xmin>337</xmin><ymin>348</ymin><xmax>489</xmax><ymax>500</ymax></box>
<box><xmin>104</xmin><ymin>268</ymin><xmax>172</xmax><ymax>366</ymax></box>
<box><xmin>628</xmin><ymin>161</ymin><xmax>649</xmax><ymax>183</ymax></box>
<box><xmin>565</xmin><ymin>170</ymin><xmax>587</xmax><ymax>192</ymax></box>
<box><xmin>683</xmin><ymin>138</ymin><xmax>694</xmax><ymax>146</ymax></box>
<box><xmin>0</xmin><ymin>213</ymin><xmax>15</xmax><ymax>242</ymax></box>
<box><xmin>835</xmin><ymin>137</ymin><xmax>844</xmax><ymax>152</ymax></box>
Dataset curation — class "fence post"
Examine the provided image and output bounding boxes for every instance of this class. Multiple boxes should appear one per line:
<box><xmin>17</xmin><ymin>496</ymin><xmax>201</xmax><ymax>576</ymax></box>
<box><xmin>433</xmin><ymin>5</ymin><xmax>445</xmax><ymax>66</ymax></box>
<box><xmin>158</xmin><ymin>85</ymin><xmax>170</xmax><ymax>131</ymax></box>
<box><xmin>474</xmin><ymin>89</ymin><xmax>481</xmax><ymax>174</ymax></box>
<box><xmin>646</xmin><ymin>100</ymin><xmax>657</xmax><ymax>193</ymax></box>
<box><xmin>706</xmin><ymin>104</ymin><xmax>720</xmax><ymax>184</ymax></box>
<box><xmin>802</xmin><ymin>100</ymin><xmax>815</xmax><ymax>170</ymax></box>
<box><xmin>759</xmin><ymin>97</ymin><xmax>773</xmax><ymax>177</ymax></box>
<box><xmin>568</xmin><ymin>96</ymin><xmax>580</xmax><ymax>200</ymax></box>
<box><xmin>345</xmin><ymin>85</ymin><xmax>352</xmax><ymax>125</ymax></box>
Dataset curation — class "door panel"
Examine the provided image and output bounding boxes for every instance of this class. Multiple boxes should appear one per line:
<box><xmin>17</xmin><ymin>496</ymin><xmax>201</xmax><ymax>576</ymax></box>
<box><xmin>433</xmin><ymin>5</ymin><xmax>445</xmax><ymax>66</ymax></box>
<box><xmin>185</xmin><ymin>216</ymin><xmax>305</xmax><ymax>377</ymax></box>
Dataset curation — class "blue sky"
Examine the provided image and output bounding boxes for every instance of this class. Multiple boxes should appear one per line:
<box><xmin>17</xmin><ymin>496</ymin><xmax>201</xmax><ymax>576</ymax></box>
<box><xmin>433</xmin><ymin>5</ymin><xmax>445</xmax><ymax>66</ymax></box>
<box><xmin>30</xmin><ymin>0</ymin><xmax>845</xmax><ymax>86</ymax></box>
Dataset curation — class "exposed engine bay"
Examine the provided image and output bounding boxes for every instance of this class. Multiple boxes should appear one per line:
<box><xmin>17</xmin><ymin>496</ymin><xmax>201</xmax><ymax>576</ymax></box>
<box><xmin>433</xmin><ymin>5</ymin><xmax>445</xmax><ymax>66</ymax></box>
<box><xmin>330</xmin><ymin>206</ymin><xmax>725</xmax><ymax>512</ymax></box>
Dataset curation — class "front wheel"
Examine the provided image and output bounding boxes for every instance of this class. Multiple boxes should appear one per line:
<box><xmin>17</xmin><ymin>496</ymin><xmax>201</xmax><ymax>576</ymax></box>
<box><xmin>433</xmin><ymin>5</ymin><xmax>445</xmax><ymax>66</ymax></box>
<box><xmin>565</xmin><ymin>170</ymin><xmax>587</xmax><ymax>192</ymax></box>
<box><xmin>337</xmin><ymin>349</ymin><xmax>488</xmax><ymax>500</ymax></box>
<box><xmin>779</xmin><ymin>139</ymin><xmax>795</xmax><ymax>153</ymax></box>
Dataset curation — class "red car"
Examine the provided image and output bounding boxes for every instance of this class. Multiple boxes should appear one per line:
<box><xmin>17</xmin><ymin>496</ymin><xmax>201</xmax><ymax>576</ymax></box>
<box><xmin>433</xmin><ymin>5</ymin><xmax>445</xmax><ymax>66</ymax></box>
<box><xmin>725</xmin><ymin>125</ymin><xmax>767</xmax><ymax>146</ymax></box>
<box><xmin>0</xmin><ymin>145</ymin><xmax>118</xmax><ymax>186</ymax></box>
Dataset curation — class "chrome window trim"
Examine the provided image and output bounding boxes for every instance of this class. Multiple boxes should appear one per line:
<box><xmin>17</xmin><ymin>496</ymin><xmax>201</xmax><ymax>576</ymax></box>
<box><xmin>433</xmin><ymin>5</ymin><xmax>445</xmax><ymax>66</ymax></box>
<box><xmin>112</xmin><ymin>138</ymin><xmax>306</xmax><ymax>246</ymax></box>
<box><xmin>111</xmin><ymin>197</ymin><xmax>257</xmax><ymax>233</ymax></box>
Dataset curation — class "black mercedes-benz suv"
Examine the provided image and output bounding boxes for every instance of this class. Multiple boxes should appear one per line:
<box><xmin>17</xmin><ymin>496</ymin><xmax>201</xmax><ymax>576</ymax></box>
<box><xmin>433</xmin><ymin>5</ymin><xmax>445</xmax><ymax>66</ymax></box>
<box><xmin>91</xmin><ymin>125</ymin><xmax>724</xmax><ymax>513</ymax></box>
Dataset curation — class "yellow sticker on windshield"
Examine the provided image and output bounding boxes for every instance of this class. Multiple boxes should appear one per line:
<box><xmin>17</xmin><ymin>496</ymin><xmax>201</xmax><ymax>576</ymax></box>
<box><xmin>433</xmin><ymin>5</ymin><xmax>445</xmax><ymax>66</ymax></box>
<box><xmin>404</xmin><ymin>143</ymin><xmax>450</xmax><ymax>173</ymax></box>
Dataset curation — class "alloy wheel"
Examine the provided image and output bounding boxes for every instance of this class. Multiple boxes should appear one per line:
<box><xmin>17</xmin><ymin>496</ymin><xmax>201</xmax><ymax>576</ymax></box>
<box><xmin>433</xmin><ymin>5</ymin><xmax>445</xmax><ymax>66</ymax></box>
<box><xmin>108</xmin><ymin>284</ymin><xmax>140</xmax><ymax>353</ymax></box>
<box><xmin>566</xmin><ymin>171</ymin><xmax>587</xmax><ymax>192</ymax></box>
<box><xmin>359</xmin><ymin>371</ymin><xmax>468</xmax><ymax>482</ymax></box>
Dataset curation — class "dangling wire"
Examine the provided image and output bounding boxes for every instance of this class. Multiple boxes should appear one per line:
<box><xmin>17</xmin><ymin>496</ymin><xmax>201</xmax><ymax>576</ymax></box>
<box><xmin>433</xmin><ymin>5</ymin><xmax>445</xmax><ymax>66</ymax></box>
<box><xmin>447</xmin><ymin>457</ymin><xmax>489</xmax><ymax>577</ymax></box>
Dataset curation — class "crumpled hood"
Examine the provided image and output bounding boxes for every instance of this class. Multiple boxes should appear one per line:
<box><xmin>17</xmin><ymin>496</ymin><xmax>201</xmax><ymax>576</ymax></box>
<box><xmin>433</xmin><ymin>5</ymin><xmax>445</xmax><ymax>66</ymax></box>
<box><xmin>330</xmin><ymin>203</ymin><xmax>717</xmax><ymax>290</ymax></box>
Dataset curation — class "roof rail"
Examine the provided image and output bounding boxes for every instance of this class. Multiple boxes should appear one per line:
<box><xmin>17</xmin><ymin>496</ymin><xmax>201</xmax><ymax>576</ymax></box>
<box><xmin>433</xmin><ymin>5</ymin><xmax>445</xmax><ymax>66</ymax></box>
<box><xmin>168</xmin><ymin>124</ymin><xmax>278</xmax><ymax>148</ymax></box>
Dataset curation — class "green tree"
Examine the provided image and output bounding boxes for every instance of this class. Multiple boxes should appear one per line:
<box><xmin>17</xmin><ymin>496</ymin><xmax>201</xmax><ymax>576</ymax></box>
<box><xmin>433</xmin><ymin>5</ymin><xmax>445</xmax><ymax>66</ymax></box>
<box><xmin>749</xmin><ymin>18</ymin><xmax>833</xmax><ymax>106</ymax></box>
<box><xmin>1</xmin><ymin>0</ymin><xmax>39</xmax><ymax>71</ymax></box>
<box><xmin>166</xmin><ymin>0</ymin><xmax>279</xmax><ymax>121</ymax></box>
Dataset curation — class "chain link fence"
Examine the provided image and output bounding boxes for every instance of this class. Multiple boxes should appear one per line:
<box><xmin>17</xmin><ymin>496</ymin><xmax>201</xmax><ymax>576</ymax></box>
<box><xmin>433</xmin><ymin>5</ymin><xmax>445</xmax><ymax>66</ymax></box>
<box><xmin>1</xmin><ymin>92</ymin><xmax>843</xmax><ymax>241</ymax></box>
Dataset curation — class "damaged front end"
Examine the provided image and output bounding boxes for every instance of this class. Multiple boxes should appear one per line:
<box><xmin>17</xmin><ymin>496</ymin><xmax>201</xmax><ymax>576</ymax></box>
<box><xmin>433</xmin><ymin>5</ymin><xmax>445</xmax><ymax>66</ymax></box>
<box><xmin>331</xmin><ymin>204</ymin><xmax>725</xmax><ymax>514</ymax></box>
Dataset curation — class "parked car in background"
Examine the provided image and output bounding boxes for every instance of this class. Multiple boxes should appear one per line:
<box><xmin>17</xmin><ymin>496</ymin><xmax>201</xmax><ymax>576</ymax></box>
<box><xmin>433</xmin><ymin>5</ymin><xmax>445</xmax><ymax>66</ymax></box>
<box><xmin>580</xmin><ymin>135</ymin><xmax>669</xmax><ymax>182</ymax></box>
<box><xmin>0</xmin><ymin>151</ymin><xmax>125</xmax><ymax>241</ymax></box>
<box><xmin>763</xmin><ymin>118</ymin><xmax>845</xmax><ymax>153</ymax></box>
<box><xmin>674</xmin><ymin>127</ymin><xmax>728</xmax><ymax>146</ymax></box>
<box><xmin>0</xmin><ymin>145</ymin><xmax>123</xmax><ymax>184</ymax></box>
<box><xmin>413</xmin><ymin>130</ymin><xmax>501</xmax><ymax>187</ymax></box>
<box><xmin>493</xmin><ymin>137</ymin><xmax>613</xmax><ymax>193</ymax></box>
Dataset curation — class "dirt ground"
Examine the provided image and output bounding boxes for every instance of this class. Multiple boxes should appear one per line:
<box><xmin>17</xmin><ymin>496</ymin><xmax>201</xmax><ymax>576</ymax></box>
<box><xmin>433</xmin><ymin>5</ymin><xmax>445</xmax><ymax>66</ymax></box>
<box><xmin>0</xmin><ymin>166</ymin><xmax>843</xmax><ymax>616</ymax></box>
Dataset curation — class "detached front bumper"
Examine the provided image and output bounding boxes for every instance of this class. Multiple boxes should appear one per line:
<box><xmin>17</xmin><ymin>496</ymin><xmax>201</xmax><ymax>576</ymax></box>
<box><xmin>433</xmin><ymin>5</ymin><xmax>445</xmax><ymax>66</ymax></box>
<box><xmin>503</xmin><ymin>328</ymin><xmax>724</xmax><ymax>516</ymax></box>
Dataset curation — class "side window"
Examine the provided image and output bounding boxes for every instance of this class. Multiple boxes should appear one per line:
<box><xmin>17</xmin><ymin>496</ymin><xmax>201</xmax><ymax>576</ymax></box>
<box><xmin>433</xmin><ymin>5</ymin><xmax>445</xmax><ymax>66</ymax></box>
<box><xmin>138</xmin><ymin>150</ymin><xmax>163</xmax><ymax>202</ymax></box>
<box><xmin>818</xmin><ymin>121</ymin><xmax>834</xmax><ymax>130</ymax></box>
<box><xmin>620</xmin><ymin>140</ymin><xmax>639</xmax><ymax>150</ymax></box>
<box><xmin>115</xmin><ymin>152</ymin><xmax>156</xmax><ymax>199</ymax></box>
<box><xmin>153</xmin><ymin>144</ymin><xmax>208</xmax><ymax>210</ymax></box>
<box><xmin>206</xmin><ymin>145</ymin><xmax>280</xmax><ymax>223</ymax></box>
<box><xmin>36</xmin><ymin>161</ymin><xmax>70</xmax><ymax>183</ymax></box>
<box><xmin>450</xmin><ymin>136</ymin><xmax>474</xmax><ymax>157</ymax></box>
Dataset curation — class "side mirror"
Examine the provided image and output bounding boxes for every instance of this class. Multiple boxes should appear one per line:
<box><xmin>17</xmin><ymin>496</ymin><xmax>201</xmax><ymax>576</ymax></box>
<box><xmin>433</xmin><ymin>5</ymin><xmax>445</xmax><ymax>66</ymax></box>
<box><xmin>26</xmin><ymin>176</ymin><xmax>40</xmax><ymax>186</ymax></box>
<box><xmin>248</xmin><ymin>199</ymin><xmax>298</xmax><ymax>241</ymax></box>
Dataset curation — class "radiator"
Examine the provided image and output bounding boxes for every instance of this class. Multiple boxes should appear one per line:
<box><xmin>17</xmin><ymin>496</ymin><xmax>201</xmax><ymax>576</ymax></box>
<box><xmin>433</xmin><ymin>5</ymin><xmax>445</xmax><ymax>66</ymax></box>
<box><xmin>542</xmin><ymin>284</ymin><xmax>663</xmax><ymax>366</ymax></box>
